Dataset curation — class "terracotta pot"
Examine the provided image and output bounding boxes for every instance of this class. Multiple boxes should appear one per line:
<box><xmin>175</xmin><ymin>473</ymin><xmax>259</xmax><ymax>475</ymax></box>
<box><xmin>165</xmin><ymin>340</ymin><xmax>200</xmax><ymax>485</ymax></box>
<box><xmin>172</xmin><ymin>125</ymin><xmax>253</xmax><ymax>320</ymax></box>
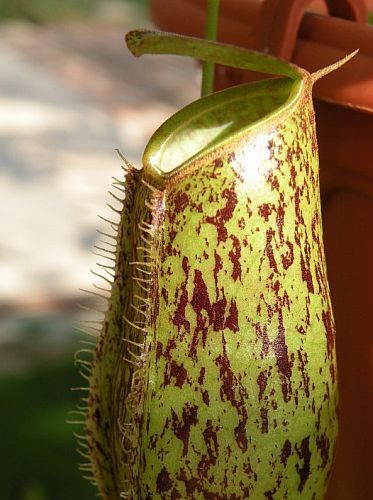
<box><xmin>150</xmin><ymin>1</ymin><xmax>373</xmax><ymax>498</ymax></box>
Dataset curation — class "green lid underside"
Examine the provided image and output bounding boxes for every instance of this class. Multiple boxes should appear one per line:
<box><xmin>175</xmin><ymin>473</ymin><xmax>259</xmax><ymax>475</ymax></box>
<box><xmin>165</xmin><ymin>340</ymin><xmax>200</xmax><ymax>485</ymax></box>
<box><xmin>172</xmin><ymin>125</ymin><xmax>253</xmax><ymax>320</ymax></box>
<box><xmin>126</xmin><ymin>30</ymin><xmax>301</xmax><ymax>80</ymax></box>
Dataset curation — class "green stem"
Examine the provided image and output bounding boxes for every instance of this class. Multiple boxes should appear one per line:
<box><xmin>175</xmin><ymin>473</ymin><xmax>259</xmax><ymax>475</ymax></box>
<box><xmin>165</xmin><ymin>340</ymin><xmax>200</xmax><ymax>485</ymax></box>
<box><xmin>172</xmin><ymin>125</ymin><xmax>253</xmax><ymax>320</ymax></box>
<box><xmin>201</xmin><ymin>0</ymin><xmax>220</xmax><ymax>97</ymax></box>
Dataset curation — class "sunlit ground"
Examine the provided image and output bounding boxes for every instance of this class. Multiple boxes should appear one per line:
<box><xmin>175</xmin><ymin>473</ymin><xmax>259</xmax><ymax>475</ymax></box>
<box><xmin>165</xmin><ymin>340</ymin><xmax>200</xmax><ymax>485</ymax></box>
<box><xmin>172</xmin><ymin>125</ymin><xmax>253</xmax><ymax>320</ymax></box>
<box><xmin>0</xmin><ymin>1</ymin><xmax>199</xmax><ymax>498</ymax></box>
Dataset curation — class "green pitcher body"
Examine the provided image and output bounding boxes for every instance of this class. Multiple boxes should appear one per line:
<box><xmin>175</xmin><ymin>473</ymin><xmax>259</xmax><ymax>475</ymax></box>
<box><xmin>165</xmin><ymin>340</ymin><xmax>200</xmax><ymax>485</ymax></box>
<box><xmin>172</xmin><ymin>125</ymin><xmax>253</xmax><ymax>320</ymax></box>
<box><xmin>78</xmin><ymin>31</ymin><xmax>349</xmax><ymax>500</ymax></box>
<box><xmin>137</xmin><ymin>76</ymin><xmax>337</xmax><ymax>499</ymax></box>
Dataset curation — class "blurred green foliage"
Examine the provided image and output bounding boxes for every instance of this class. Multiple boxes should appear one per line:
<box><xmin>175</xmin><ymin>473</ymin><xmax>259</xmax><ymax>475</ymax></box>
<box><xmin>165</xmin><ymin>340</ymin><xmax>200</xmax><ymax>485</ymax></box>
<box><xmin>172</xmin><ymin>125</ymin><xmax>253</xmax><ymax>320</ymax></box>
<box><xmin>0</xmin><ymin>0</ymin><xmax>148</xmax><ymax>23</ymax></box>
<box><xmin>0</xmin><ymin>358</ymin><xmax>94</xmax><ymax>500</ymax></box>
<box><xmin>0</xmin><ymin>0</ymin><xmax>98</xmax><ymax>22</ymax></box>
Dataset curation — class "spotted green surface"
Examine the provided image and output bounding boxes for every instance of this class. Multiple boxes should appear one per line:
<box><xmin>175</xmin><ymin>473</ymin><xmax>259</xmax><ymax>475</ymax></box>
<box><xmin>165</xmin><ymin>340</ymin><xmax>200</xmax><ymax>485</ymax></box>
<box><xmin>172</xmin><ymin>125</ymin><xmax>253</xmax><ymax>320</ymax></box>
<box><xmin>139</xmin><ymin>79</ymin><xmax>337</xmax><ymax>498</ymax></box>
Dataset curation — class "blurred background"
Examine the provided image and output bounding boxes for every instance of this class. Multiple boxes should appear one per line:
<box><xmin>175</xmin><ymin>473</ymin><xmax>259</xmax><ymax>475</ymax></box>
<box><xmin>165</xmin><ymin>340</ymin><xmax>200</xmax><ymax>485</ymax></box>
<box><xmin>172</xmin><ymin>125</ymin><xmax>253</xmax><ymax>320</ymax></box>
<box><xmin>0</xmin><ymin>1</ymin><xmax>200</xmax><ymax>499</ymax></box>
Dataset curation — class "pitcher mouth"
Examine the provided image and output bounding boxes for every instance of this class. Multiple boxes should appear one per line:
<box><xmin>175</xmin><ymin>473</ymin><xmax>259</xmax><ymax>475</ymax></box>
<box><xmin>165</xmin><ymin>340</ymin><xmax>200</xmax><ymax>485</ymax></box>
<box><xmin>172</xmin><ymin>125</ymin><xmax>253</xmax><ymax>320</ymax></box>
<box><xmin>142</xmin><ymin>74</ymin><xmax>307</xmax><ymax>186</ymax></box>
